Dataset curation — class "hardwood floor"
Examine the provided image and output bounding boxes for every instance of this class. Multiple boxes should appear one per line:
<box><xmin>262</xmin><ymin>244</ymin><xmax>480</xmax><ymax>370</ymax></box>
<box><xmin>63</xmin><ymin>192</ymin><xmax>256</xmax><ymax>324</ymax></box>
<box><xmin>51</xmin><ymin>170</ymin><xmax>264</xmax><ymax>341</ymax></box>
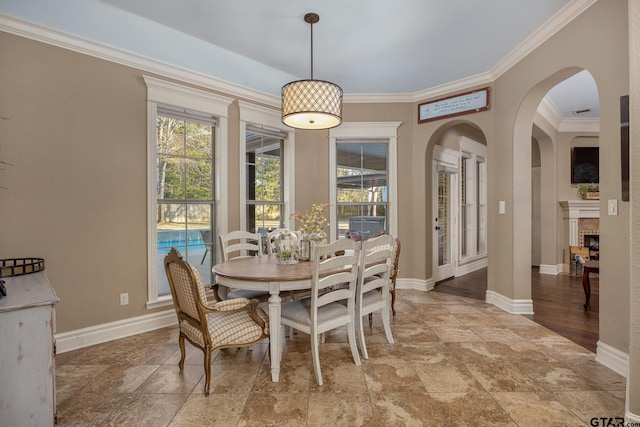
<box><xmin>433</xmin><ymin>267</ymin><xmax>599</xmax><ymax>352</ymax></box>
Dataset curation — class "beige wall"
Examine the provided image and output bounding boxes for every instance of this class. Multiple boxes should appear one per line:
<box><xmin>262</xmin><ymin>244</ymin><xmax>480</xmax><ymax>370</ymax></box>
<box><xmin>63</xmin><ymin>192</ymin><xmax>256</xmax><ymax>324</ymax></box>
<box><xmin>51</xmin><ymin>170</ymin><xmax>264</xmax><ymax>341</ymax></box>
<box><xmin>0</xmin><ymin>4</ymin><xmax>637</xmax><ymax>409</ymax></box>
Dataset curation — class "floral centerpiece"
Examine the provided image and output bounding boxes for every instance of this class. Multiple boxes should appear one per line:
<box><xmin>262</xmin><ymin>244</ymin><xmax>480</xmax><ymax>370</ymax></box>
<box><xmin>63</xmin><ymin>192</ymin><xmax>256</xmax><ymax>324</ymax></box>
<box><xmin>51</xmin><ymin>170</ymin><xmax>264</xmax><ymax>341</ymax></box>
<box><xmin>290</xmin><ymin>203</ymin><xmax>329</xmax><ymax>260</ymax></box>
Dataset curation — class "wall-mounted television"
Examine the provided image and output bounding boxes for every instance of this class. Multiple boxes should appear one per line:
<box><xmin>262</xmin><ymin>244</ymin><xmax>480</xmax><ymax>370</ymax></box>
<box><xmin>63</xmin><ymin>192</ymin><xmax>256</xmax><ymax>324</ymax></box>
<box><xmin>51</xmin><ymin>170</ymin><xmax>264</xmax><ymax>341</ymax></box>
<box><xmin>571</xmin><ymin>147</ymin><xmax>599</xmax><ymax>184</ymax></box>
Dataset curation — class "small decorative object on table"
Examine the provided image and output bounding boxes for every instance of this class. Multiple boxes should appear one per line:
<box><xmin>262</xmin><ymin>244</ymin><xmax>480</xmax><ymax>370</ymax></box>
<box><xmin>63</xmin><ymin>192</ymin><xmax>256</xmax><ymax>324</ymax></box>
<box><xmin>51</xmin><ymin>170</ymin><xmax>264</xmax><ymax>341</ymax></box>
<box><xmin>274</xmin><ymin>230</ymin><xmax>300</xmax><ymax>264</ymax></box>
<box><xmin>290</xmin><ymin>203</ymin><xmax>329</xmax><ymax>261</ymax></box>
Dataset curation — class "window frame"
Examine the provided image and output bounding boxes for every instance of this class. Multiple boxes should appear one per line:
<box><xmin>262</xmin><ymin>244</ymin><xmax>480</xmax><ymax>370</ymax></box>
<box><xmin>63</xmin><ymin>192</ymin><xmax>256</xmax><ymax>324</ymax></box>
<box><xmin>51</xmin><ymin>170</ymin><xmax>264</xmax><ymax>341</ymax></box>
<box><xmin>238</xmin><ymin>102</ymin><xmax>295</xmax><ymax>234</ymax></box>
<box><xmin>144</xmin><ymin>76</ymin><xmax>233</xmax><ymax>309</ymax></box>
<box><xmin>458</xmin><ymin>136</ymin><xmax>487</xmax><ymax>262</ymax></box>
<box><xmin>329</xmin><ymin>122</ymin><xmax>400</xmax><ymax>240</ymax></box>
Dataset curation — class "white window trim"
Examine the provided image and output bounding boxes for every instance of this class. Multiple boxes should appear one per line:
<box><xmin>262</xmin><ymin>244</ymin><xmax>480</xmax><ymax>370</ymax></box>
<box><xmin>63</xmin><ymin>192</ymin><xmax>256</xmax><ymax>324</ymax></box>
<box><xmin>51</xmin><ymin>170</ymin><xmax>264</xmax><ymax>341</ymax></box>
<box><xmin>458</xmin><ymin>136</ymin><xmax>488</xmax><ymax>262</ymax></box>
<box><xmin>329</xmin><ymin>122</ymin><xmax>401</xmax><ymax>240</ymax></box>
<box><xmin>238</xmin><ymin>102</ymin><xmax>295</xmax><ymax>232</ymax></box>
<box><xmin>144</xmin><ymin>76</ymin><xmax>233</xmax><ymax>309</ymax></box>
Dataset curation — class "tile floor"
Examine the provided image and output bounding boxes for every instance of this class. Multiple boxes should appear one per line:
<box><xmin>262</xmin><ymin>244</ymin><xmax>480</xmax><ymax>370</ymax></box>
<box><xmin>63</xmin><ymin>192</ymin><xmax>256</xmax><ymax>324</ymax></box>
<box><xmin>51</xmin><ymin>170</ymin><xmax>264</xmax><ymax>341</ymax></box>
<box><xmin>55</xmin><ymin>290</ymin><xmax>626</xmax><ymax>426</ymax></box>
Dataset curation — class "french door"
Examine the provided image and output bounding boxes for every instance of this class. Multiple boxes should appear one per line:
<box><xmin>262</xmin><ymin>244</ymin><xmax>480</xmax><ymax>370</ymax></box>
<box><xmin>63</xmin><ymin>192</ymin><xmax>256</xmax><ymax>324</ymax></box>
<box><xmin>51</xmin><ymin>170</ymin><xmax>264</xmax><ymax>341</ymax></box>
<box><xmin>433</xmin><ymin>159</ymin><xmax>458</xmax><ymax>282</ymax></box>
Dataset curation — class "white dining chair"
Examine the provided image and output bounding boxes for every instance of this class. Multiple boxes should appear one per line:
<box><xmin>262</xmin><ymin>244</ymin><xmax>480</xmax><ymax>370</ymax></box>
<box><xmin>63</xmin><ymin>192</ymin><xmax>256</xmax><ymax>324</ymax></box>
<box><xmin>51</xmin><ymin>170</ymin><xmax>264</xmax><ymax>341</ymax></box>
<box><xmin>279</xmin><ymin>238</ymin><xmax>361</xmax><ymax>386</ymax></box>
<box><xmin>356</xmin><ymin>233</ymin><xmax>396</xmax><ymax>359</ymax></box>
<box><xmin>215</xmin><ymin>230</ymin><xmax>270</xmax><ymax>302</ymax></box>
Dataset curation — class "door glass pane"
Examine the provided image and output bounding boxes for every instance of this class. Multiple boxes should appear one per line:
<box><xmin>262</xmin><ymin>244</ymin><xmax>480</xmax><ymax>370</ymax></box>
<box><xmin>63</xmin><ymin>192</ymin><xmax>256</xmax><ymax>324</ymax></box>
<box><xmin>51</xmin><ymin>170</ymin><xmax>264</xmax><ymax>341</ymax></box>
<box><xmin>438</xmin><ymin>171</ymin><xmax>450</xmax><ymax>267</ymax></box>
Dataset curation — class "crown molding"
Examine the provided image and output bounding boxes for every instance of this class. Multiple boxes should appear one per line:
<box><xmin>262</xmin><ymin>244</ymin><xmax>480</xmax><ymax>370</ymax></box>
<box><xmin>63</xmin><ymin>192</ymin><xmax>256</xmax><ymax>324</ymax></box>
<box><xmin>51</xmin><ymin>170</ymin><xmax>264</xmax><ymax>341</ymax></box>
<box><xmin>559</xmin><ymin>117</ymin><xmax>600</xmax><ymax>133</ymax></box>
<box><xmin>1</xmin><ymin>0</ymin><xmax>597</xmax><ymax>109</ymax></box>
<box><xmin>0</xmin><ymin>13</ymin><xmax>280</xmax><ymax>107</ymax></box>
<box><xmin>538</xmin><ymin>96</ymin><xmax>564</xmax><ymax>130</ymax></box>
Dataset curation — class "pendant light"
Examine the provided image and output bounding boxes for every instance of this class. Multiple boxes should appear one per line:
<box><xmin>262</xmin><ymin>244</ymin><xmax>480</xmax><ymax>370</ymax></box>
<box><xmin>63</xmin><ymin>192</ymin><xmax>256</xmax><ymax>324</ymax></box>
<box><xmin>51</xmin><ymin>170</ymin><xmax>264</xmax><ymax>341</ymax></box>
<box><xmin>281</xmin><ymin>13</ymin><xmax>343</xmax><ymax>130</ymax></box>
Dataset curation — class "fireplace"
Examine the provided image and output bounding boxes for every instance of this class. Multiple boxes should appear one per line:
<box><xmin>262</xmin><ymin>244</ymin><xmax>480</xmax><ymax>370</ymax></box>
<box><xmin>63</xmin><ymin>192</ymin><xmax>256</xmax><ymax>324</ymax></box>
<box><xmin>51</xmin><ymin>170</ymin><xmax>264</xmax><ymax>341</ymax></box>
<box><xmin>584</xmin><ymin>234</ymin><xmax>599</xmax><ymax>260</ymax></box>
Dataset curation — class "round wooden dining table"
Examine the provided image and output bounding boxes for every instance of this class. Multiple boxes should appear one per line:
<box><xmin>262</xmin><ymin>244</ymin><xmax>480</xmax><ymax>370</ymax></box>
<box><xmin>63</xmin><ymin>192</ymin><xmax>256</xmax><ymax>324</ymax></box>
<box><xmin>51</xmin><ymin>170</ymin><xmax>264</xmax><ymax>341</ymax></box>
<box><xmin>213</xmin><ymin>255</ymin><xmax>315</xmax><ymax>382</ymax></box>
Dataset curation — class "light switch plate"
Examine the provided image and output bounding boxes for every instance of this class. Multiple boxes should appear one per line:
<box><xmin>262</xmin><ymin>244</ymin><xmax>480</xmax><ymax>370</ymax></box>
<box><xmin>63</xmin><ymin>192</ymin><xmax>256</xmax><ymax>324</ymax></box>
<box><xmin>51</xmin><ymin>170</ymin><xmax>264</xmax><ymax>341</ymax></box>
<box><xmin>499</xmin><ymin>201</ymin><xmax>506</xmax><ymax>215</ymax></box>
<box><xmin>608</xmin><ymin>199</ymin><xmax>618</xmax><ymax>216</ymax></box>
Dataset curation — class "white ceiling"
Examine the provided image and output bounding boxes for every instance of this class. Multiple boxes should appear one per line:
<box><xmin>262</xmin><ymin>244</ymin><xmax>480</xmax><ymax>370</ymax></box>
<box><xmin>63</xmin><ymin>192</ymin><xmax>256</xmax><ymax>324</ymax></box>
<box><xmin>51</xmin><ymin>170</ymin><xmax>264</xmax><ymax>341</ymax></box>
<box><xmin>0</xmin><ymin>0</ymin><xmax>599</xmax><ymax>119</ymax></box>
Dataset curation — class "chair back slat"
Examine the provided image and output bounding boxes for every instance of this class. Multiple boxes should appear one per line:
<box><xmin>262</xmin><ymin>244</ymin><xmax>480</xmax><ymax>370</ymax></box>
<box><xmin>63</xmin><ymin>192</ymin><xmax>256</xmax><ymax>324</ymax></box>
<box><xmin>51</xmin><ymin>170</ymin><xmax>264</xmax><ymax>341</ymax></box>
<box><xmin>219</xmin><ymin>230</ymin><xmax>263</xmax><ymax>261</ymax></box>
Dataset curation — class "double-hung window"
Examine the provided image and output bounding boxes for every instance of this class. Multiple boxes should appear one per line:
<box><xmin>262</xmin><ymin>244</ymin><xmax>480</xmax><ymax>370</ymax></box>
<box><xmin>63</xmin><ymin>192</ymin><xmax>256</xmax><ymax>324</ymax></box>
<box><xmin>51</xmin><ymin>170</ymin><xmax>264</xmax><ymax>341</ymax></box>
<box><xmin>329</xmin><ymin>122</ymin><xmax>400</xmax><ymax>241</ymax></box>
<box><xmin>155</xmin><ymin>107</ymin><xmax>216</xmax><ymax>297</ymax></box>
<box><xmin>145</xmin><ymin>76</ymin><xmax>232</xmax><ymax>307</ymax></box>
<box><xmin>245</xmin><ymin>126</ymin><xmax>286</xmax><ymax>233</ymax></box>
<box><xmin>459</xmin><ymin>136</ymin><xmax>487</xmax><ymax>260</ymax></box>
<box><xmin>238</xmin><ymin>102</ymin><xmax>294</xmax><ymax>240</ymax></box>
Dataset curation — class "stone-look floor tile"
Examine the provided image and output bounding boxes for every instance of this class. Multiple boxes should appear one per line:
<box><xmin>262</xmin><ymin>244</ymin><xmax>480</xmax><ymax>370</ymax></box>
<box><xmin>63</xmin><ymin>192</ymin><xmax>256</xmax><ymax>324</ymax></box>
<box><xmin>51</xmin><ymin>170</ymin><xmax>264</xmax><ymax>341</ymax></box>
<box><xmin>120</xmin><ymin>343</ymin><xmax>177</xmax><ymax>365</ymax></box>
<box><xmin>507</xmin><ymin>324</ymin><xmax>573</xmax><ymax>343</ymax></box>
<box><xmin>56</xmin><ymin>392</ymin><xmax>124</xmax><ymax>426</ymax></box>
<box><xmin>515</xmin><ymin>361</ymin><xmax>599</xmax><ymax>391</ymax></box>
<box><xmin>492</xmin><ymin>392</ymin><xmax>587</xmax><ymax>426</ymax></box>
<box><xmin>443</xmin><ymin>304</ymin><xmax>483</xmax><ymax>314</ymax></box>
<box><xmin>251</xmin><ymin>361</ymin><xmax>311</xmax><ymax>394</ymax></box>
<box><xmin>471</xmin><ymin>326</ymin><xmax>526</xmax><ymax>342</ymax></box>
<box><xmin>397</xmin><ymin>290</ymin><xmax>440</xmax><ymax>304</ymax></box>
<box><xmin>423</xmin><ymin>314</ymin><xmax>465</xmax><ymax>327</ymax></box>
<box><xmin>534</xmin><ymin>340</ymin><xmax>596</xmax><ymax>363</ymax></box>
<box><xmin>489</xmin><ymin>341</ymin><xmax>560</xmax><ymax>364</ymax></box>
<box><xmin>370</xmin><ymin>392</ymin><xmax>446</xmax><ymax>426</ymax></box>
<box><xmin>396</xmin><ymin>342</ymin><xmax>454</xmax><ymax>364</ymax></box>
<box><xmin>134</xmin><ymin>326</ymin><xmax>180</xmax><ymax>346</ymax></box>
<box><xmin>430</xmin><ymin>391</ymin><xmax>517</xmax><ymax>426</ymax></box>
<box><xmin>99</xmin><ymin>393</ymin><xmax>187</xmax><ymax>427</ymax></box>
<box><xmin>55</xmin><ymin>364</ymin><xmax>111</xmax><ymax>395</ymax></box>
<box><xmin>308</xmin><ymin>393</ymin><xmax>377</xmax><ymax>426</ymax></box>
<box><xmin>432</xmin><ymin>326</ymin><xmax>482</xmax><ymax>342</ymax></box>
<box><xmin>65</xmin><ymin>341</ymin><xmax>132</xmax><ymax>365</ymax></box>
<box><xmin>83</xmin><ymin>364</ymin><xmax>159</xmax><ymax>394</ymax></box>
<box><xmin>361</xmin><ymin>342</ymin><xmax>406</xmax><ymax>364</ymax></box>
<box><xmin>310</xmin><ymin>359</ymin><xmax>367</xmax><ymax>393</ymax></box>
<box><xmin>553</xmin><ymin>391</ymin><xmax>626</xmax><ymax>424</ymax></box>
<box><xmin>564</xmin><ymin>360</ymin><xmax>627</xmax><ymax>391</ymax></box>
<box><xmin>136</xmin><ymin>364</ymin><xmax>204</xmax><ymax>394</ymax></box>
<box><xmin>391</xmin><ymin>324</ymin><xmax>441</xmax><ymax>342</ymax></box>
<box><xmin>169</xmin><ymin>394</ymin><xmax>247</xmax><ymax>427</ymax></box>
<box><xmin>445</xmin><ymin>341</ymin><xmax>504</xmax><ymax>364</ymax></box>
<box><xmin>492</xmin><ymin>313</ymin><xmax>537</xmax><ymax>326</ymax></box>
<box><xmin>197</xmin><ymin>363</ymin><xmax>260</xmax><ymax>394</ymax></box>
<box><xmin>364</xmin><ymin>362</ymin><xmax>427</xmax><ymax>393</ymax></box>
<box><xmin>413</xmin><ymin>361</ymin><xmax>484</xmax><ymax>393</ymax></box>
<box><xmin>237</xmin><ymin>393</ymin><xmax>307</xmax><ymax>427</ymax></box>
<box><xmin>164</xmin><ymin>342</ymin><xmax>207</xmax><ymax>366</ymax></box>
<box><xmin>453</xmin><ymin>313</ymin><xmax>500</xmax><ymax>326</ymax></box>
<box><xmin>465</xmin><ymin>362</ymin><xmax>545</xmax><ymax>392</ymax></box>
<box><xmin>56</xmin><ymin>348</ymin><xmax>88</xmax><ymax>366</ymax></box>
<box><xmin>212</xmin><ymin>344</ymin><xmax>268</xmax><ymax>366</ymax></box>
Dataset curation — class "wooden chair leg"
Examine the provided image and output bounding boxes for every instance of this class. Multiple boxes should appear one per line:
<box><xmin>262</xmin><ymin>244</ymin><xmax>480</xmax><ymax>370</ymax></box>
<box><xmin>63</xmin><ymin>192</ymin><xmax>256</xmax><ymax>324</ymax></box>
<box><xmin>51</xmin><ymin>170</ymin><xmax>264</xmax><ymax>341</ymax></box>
<box><xmin>178</xmin><ymin>334</ymin><xmax>186</xmax><ymax>370</ymax></box>
<box><xmin>390</xmin><ymin>289</ymin><xmax>396</xmax><ymax>316</ymax></box>
<box><xmin>203</xmin><ymin>346</ymin><xmax>212</xmax><ymax>396</ymax></box>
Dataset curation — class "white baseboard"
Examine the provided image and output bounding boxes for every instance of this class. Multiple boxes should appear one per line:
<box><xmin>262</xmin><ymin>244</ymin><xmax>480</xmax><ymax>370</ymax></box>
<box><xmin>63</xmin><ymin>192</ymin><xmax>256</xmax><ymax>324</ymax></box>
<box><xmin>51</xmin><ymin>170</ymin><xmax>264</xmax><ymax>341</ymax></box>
<box><xmin>538</xmin><ymin>264</ymin><xmax>562</xmax><ymax>275</ymax></box>
<box><xmin>56</xmin><ymin>309</ymin><xmax>177</xmax><ymax>353</ymax></box>
<box><xmin>396</xmin><ymin>277</ymin><xmax>434</xmax><ymax>291</ymax></box>
<box><xmin>595</xmin><ymin>340</ymin><xmax>629</xmax><ymax>378</ymax></box>
<box><xmin>485</xmin><ymin>290</ymin><xmax>534</xmax><ymax>314</ymax></box>
<box><xmin>456</xmin><ymin>257</ymin><xmax>488</xmax><ymax>276</ymax></box>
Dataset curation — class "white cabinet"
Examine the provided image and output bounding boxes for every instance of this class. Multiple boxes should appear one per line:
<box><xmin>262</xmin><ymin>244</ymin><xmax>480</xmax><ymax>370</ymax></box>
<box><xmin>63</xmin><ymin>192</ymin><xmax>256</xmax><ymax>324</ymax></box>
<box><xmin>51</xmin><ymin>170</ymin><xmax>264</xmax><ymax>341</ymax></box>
<box><xmin>0</xmin><ymin>272</ymin><xmax>59</xmax><ymax>426</ymax></box>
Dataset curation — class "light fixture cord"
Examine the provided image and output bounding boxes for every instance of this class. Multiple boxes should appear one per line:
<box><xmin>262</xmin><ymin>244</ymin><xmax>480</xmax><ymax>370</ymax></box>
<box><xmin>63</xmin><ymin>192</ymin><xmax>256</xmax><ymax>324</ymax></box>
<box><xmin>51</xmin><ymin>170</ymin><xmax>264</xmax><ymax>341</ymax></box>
<box><xmin>310</xmin><ymin>19</ymin><xmax>314</xmax><ymax>80</ymax></box>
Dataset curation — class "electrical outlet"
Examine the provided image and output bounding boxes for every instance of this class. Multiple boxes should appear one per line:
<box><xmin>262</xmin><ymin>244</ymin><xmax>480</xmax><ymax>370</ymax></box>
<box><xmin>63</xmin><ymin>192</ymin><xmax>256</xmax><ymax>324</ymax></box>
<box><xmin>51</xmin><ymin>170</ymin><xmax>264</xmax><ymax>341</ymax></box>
<box><xmin>120</xmin><ymin>293</ymin><xmax>129</xmax><ymax>306</ymax></box>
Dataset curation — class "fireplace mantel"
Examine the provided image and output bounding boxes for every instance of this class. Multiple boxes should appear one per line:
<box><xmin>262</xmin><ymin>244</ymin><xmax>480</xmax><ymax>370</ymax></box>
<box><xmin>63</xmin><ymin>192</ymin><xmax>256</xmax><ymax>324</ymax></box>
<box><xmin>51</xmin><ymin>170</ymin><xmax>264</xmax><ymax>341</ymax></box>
<box><xmin>560</xmin><ymin>200</ymin><xmax>600</xmax><ymax>246</ymax></box>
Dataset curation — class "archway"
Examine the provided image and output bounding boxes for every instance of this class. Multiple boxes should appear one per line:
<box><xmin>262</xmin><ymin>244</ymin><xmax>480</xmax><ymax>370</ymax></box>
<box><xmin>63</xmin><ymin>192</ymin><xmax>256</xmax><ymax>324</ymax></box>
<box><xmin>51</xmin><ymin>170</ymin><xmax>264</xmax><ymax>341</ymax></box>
<box><xmin>512</xmin><ymin>67</ymin><xmax>599</xmax><ymax>309</ymax></box>
<box><xmin>425</xmin><ymin>120</ymin><xmax>489</xmax><ymax>295</ymax></box>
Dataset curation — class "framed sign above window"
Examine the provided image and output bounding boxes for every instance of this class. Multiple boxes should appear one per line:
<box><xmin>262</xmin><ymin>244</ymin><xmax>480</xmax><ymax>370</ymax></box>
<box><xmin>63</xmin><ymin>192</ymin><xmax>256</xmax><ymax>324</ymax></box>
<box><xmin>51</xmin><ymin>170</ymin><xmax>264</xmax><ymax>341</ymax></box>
<box><xmin>418</xmin><ymin>87</ymin><xmax>490</xmax><ymax>123</ymax></box>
